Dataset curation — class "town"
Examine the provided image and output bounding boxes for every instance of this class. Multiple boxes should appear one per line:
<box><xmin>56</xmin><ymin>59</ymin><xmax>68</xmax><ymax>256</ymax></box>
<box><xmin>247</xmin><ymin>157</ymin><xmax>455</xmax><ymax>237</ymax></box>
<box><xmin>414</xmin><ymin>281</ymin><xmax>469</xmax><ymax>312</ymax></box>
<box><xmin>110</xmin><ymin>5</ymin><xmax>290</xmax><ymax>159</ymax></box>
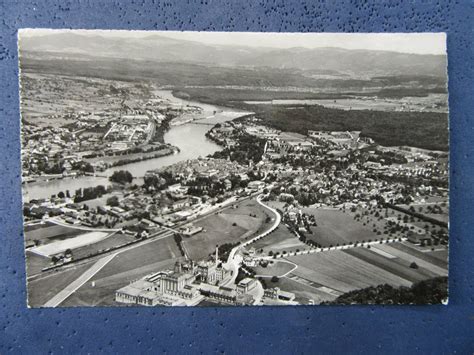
<box><xmin>23</xmin><ymin>108</ymin><xmax>448</xmax><ymax>307</ymax></box>
<box><xmin>20</xmin><ymin>31</ymin><xmax>449</xmax><ymax>308</ymax></box>
<box><xmin>20</xmin><ymin>74</ymin><xmax>198</xmax><ymax>182</ymax></box>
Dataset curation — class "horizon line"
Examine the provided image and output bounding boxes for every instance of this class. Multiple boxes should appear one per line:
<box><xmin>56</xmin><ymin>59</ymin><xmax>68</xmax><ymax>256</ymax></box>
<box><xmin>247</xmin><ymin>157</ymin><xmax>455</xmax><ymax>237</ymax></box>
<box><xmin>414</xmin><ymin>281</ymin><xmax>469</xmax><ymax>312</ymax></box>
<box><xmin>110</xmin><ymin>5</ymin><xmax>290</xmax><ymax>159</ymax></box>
<box><xmin>18</xmin><ymin>29</ymin><xmax>447</xmax><ymax>56</ymax></box>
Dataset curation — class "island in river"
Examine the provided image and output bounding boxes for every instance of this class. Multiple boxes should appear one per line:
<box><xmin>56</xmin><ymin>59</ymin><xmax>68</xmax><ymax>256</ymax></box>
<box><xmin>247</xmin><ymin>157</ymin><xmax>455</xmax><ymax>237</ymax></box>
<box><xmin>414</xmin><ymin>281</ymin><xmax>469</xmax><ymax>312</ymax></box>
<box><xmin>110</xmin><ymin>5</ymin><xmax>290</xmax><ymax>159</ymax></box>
<box><xmin>22</xmin><ymin>88</ymin><xmax>252</xmax><ymax>201</ymax></box>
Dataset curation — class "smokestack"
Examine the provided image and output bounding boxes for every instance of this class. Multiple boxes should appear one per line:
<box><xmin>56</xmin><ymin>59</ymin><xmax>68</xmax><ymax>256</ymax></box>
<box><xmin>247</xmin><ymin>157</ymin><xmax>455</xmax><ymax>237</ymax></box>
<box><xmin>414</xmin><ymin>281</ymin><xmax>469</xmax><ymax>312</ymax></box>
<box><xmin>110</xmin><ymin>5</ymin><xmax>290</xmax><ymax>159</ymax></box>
<box><xmin>174</xmin><ymin>261</ymin><xmax>182</xmax><ymax>273</ymax></box>
<box><xmin>215</xmin><ymin>245</ymin><xmax>219</xmax><ymax>266</ymax></box>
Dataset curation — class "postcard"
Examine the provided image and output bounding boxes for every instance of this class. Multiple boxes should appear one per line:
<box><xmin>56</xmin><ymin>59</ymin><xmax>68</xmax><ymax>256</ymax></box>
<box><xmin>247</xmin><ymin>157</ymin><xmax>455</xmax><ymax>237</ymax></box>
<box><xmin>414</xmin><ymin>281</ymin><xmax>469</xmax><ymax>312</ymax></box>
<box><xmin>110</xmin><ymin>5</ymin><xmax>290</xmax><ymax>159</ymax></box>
<box><xmin>19</xmin><ymin>30</ymin><xmax>448</xmax><ymax>307</ymax></box>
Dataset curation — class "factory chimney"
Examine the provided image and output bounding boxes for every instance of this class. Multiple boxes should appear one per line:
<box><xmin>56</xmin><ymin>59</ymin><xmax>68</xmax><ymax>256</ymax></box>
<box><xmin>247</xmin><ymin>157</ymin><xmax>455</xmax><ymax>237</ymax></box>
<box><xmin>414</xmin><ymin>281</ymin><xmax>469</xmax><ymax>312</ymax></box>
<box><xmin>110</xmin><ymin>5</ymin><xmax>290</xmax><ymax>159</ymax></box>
<box><xmin>174</xmin><ymin>261</ymin><xmax>182</xmax><ymax>274</ymax></box>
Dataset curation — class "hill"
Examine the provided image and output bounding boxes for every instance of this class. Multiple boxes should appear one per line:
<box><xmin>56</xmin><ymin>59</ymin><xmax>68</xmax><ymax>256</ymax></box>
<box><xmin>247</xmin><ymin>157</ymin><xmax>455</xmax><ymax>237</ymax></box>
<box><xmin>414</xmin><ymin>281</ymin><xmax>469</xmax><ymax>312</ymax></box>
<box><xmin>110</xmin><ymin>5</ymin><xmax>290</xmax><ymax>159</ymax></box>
<box><xmin>19</xmin><ymin>31</ymin><xmax>447</xmax><ymax>77</ymax></box>
<box><xmin>323</xmin><ymin>277</ymin><xmax>448</xmax><ymax>305</ymax></box>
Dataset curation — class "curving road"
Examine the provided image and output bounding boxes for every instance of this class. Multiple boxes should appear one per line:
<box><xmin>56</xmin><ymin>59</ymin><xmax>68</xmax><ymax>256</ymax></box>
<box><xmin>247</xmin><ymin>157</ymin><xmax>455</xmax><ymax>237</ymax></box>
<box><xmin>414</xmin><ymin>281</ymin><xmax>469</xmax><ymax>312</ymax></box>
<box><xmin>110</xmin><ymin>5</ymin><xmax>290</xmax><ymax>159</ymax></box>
<box><xmin>223</xmin><ymin>194</ymin><xmax>281</xmax><ymax>286</ymax></box>
<box><xmin>241</xmin><ymin>194</ymin><xmax>281</xmax><ymax>248</ymax></box>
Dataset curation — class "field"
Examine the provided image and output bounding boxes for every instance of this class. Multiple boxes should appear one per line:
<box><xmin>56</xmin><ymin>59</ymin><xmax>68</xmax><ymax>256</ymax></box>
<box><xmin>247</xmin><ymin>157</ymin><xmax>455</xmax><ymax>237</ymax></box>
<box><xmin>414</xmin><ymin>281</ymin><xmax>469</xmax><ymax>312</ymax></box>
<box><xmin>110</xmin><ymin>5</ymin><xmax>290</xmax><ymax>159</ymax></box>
<box><xmin>184</xmin><ymin>199</ymin><xmax>272</xmax><ymax>261</ymax></box>
<box><xmin>286</xmin><ymin>249</ymin><xmax>413</xmax><ymax>294</ymax></box>
<box><xmin>253</xmin><ymin>260</ymin><xmax>296</xmax><ymax>277</ymax></box>
<box><xmin>345</xmin><ymin>205</ymin><xmax>448</xmax><ymax>245</ymax></box>
<box><xmin>265</xmin><ymin>200</ymin><xmax>286</xmax><ymax>211</ymax></box>
<box><xmin>224</xmin><ymin>199</ymin><xmax>273</xmax><ymax>233</ymax></box>
<box><xmin>82</xmin><ymin>192</ymin><xmax>118</xmax><ymax>210</ymax></box>
<box><xmin>25</xmin><ymin>227</ymin><xmax>137</xmax><ymax>276</ymax></box>
<box><xmin>25</xmin><ymin>251</ymin><xmax>52</xmax><ymax>276</ymax></box>
<box><xmin>343</xmin><ymin>247</ymin><xmax>440</xmax><ymax>284</ymax></box>
<box><xmin>246</xmin><ymin>94</ymin><xmax>446</xmax><ymax>113</ymax></box>
<box><xmin>20</xmin><ymin>73</ymin><xmax>125</xmax><ymax>127</ymax></box>
<box><xmin>71</xmin><ymin>232</ymin><xmax>138</xmax><ymax>260</ymax></box>
<box><xmin>26</xmin><ymin>234</ymin><xmax>182</xmax><ymax>307</ymax></box>
<box><xmin>29</xmin><ymin>231</ymin><xmax>110</xmax><ymax>257</ymax></box>
<box><xmin>279</xmin><ymin>238</ymin><xmax>448</xmax><ymax>302</ymax></box>
<box><xmin>266</xmin><ymin>276</ymin><xmax>338</xmax><ymax>305</ymax></box>
<box><xmin>429</xmin><ymin>248</ymin><xmax>449</xmax><ymax>262</ymax></box>
<box><xmin>379</xmin><ymin>243</ymin><xmax>448</xmax><ymax>273</ymax></box>
<box><xmin>60</xmin><ymin>236</ymin><xmax>181</xmax><ymax>306</ymax></box>
<box><xmin>396</xmin><ymin>199</ymin><xmax>449</xmax><ymax>225</ymax></box>
<box><xmin>250</xmin><ymin>224</ymin><xmax>306</xmax><ymax>255</ymax></box>
<box><xmin>425</xmin><ymin>214</ymin><xmax>449</xmax><ymax>224</ymax></box>
<box><xmin>24</xmin><ymin>222</ymin><xmax>84</xmax><ymax>243</ymax></box>
<box><xmin>24</xmin><ymin>221</ymin><xmax>56</xmax><ymax>231</ymax></box>
<box><xmin>301</xmin><ymin>208</ymin><xmax>379</xmax><ymax>247</ymax></box>
<box><xmin>27</xmin><ymin>261</ymin><xmax>95</xmax><ymax>307</ymax></box>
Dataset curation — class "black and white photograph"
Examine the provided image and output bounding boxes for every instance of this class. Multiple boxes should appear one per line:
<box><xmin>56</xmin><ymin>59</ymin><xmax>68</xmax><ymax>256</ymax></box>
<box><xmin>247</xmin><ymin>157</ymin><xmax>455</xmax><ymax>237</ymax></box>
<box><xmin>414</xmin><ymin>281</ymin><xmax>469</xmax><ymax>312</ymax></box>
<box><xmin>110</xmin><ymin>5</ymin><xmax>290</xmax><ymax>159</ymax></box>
<box><xmin>19</xmin><ymin>30</ymin><xmax>449</xmax><ymax>307</ymax></box>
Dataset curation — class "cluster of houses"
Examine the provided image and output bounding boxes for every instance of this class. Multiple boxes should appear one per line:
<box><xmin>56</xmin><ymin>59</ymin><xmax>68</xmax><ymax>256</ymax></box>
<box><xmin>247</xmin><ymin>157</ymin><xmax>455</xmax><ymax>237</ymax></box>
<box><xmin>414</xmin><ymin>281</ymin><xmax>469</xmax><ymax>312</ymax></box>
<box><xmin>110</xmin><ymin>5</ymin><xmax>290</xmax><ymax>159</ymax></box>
<box><xmin>21</xmin><ymin>124</ymin><xmax>93</xmax><ymax>177</ymax></box>
<box><xmin>103</xmin><ymin>115</ymin><xmax>154</xmax><ymax>151</ymax></box>
<box><xmin>21</xmin><ymin>75</ymin><xmax>190</xmax><ymax>179</ymax></box>
<box><xmin>257</xmin><ymin>128</ymin><xmax>448</xmax><ymax>209</ymax></box>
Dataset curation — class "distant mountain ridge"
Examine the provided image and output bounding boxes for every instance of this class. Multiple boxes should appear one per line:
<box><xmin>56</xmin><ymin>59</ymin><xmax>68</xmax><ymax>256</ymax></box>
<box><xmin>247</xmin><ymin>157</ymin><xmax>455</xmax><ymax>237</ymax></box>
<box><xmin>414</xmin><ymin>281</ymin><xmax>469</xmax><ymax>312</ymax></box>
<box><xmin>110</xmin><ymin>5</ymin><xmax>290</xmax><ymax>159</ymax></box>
<box><xmin>19</xmin><ymin>32</ymin><xmax>447</xmax><ymax>77</ymax></box>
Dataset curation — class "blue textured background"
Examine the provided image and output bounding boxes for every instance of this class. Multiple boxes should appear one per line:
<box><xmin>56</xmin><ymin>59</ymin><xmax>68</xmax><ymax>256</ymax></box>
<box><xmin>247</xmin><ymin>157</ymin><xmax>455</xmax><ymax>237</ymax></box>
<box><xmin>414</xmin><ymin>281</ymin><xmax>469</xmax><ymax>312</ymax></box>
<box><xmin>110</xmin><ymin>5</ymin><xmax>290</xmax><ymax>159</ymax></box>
<box><xmin>1</xmin><ymin>0</ymin><xmax>473</xmax><ymax>353</ymax></box>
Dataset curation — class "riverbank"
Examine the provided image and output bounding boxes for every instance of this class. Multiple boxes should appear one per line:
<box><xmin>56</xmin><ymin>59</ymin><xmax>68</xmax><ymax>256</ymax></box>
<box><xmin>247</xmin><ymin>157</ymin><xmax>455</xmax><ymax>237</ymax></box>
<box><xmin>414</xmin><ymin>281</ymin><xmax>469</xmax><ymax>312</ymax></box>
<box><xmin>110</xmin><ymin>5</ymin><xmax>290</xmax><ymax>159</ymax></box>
<box><xmin>84</xmin><ymin>144</ymin><xmax>172</xmax><ymax>163</ymax></box>
<box><xmin>23</xmin><ymin>148</ymin><xmax>177</xmax><ymax>187</ymax></box>
<box><xmin>23</xmin><ymin>89</ymin><xmax>251</xmax><ymax>201</ymax></box>
<box><xmin>100</xmin><ymin>146</ymin><xmax>178</xmax><ymax>169</ymax></box>
<box><xmin>173</xmin><ymin>87</ymin><xmax>449</xmax><ymax>151</ymax></box>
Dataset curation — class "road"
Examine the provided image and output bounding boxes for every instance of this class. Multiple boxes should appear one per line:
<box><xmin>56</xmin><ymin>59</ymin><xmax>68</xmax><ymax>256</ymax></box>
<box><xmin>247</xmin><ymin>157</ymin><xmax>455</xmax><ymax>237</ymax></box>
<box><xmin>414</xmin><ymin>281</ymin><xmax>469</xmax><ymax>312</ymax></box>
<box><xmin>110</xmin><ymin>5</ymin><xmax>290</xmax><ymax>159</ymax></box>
<box><xmin>48</xmin><ymin>217</ymin><xmax>121</xmax><ymax>232</ymax></box>
<box><xmin>223</xmin><ymin>194</ymin><xmax>281</xmax><ymax>286</ymax></box>
<box><xmin>255</xmin><ymin>259</ymin><xmax>298</xmax><ymax>278</ymax></box>
<box><xmin>255</xmin><ymin>236</ymin><xmax>409</xmax><ymax>261</ymax></box>
<box><xmin>35</xmin><ymin>230</ymin><xmax>177</xmax><ymax>307</ymax></box>
<box><xmin>43</xmin><ymin>253</ymin><xmax>117</xmax><ymax>307</ymax></box>
<box><xmin>244</xmin><ymin>194</ymin><xmax>281</xmax><ymax>246</ymax></box>
<box><xmin>28</xmin><ymin>229</ymin><xmax>174</xmax><ymax>282</ymax></box>
<box><xmin>30</xmin><ymin>195</ymin><xmax>252</xmax><ymax>280</ymax></box>
<box><xmin>33</xmin><ymin>191</ymin><xmax>268</xmax><ymax>306</ymax></box>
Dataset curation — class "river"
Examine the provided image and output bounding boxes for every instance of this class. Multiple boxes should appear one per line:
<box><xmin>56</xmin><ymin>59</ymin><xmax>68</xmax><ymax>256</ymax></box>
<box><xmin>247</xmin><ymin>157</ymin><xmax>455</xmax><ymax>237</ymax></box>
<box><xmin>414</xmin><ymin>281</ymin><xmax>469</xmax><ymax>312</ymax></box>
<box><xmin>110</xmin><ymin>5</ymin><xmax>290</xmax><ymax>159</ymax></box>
<box><xmin>23</xmin><ymin>90</ymin><xmax>251</xmax><ymax>201</ymax></box>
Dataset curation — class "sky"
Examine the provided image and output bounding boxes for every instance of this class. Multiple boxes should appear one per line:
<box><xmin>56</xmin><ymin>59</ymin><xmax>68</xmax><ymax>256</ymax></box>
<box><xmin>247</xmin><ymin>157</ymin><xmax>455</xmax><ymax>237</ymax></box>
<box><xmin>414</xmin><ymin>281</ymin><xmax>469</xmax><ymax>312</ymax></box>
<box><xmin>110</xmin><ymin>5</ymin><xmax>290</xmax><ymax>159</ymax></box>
<box><xmin>19</xmin><ymin>29</ymin><xmax>446</xmax><ymax>55</ymax></box>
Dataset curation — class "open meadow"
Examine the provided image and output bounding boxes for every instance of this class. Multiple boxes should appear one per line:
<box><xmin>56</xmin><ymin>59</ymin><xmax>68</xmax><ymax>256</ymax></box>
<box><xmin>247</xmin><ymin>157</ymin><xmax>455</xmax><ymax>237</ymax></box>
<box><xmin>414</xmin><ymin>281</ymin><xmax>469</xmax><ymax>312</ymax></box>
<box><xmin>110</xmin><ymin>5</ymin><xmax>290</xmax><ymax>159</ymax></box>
<box><xmin>377</xmin><ymin>243</ymin><xmax>448</xmax><ymax>275</ymax></box>
<box><xmin>281</xmin><ymin>238</ymin><xmax>448</xmax><ymax>301</ymax></box>
<box><xmin>253</xmin><ymin>260</ymin><xmax>296</xmax><ymax>277</ymax></box>
<box><xmin>18</xmin><ymin>30</ymin><xmax>450</xmax><ymax>309</ymax></box>
<box><xmin>301</xmin><ymin>208</ymin><xmax>379</xmax><ymax>247</ymax></box>
<box><xmin>24</xmin><ymin>222</ymin><xmax>84</xmax><ymax>243</ymax></box>
<box><xmin>249</xmin><ymin>223</ymin><xmax>306</xmax><ymax>255</ymax></box>
<box><xmin>71</xmin><ymin>232</ymin><xmax>138</xmax><ymax>260</ymax></box>
<box><xmin>20</xmin><ymin>73</ymin><xmax>126</xmax><ymax>127</ymax></box>
<box><xmin>25</xmin><ymin>251</ymin><xmax>52</xmax><ymax>276</ymax></box>
<box><xmin>266</xmin><ymin>275</ymin><xmax>339</xmax><ymax>305</ymax></box>
<box><xmin>27</xmin><ymin>261</ymin><xmax>95</xmax><ymax>307</ymax></box>
<box><xmin>184</xmin><ymin>198</ymin><xmax>272</xmax><ymax>261</ymax></box>
<box><xmin>61</xmin><ymin>236</ymin><xmax>182</xmax><ymax>306</ymax></box>
<box><xmin>343</xmin><ymin>247</ymin><xmax>440</xmax><ymax>283</ymax></box>
<box><xmin>286</xmin><ymin>249</ymin><xmax>413</xmax><ymax>294</ymax></box>
<box><xmin>30</xmin><ymin>231</ymin><xmax>110</xmax><ymax>257</ymax></box>
<box><xmin>397</xmin><ymin>200</ymin><xmax>449</xmax><ymax>225</ymax></box>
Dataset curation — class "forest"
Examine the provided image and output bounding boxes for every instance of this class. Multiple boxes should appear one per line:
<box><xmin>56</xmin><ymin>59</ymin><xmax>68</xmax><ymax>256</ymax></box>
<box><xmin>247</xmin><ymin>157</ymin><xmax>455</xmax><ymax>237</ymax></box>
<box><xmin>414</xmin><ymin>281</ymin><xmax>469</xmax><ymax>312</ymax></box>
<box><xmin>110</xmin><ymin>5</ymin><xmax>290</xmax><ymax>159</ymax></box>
<box><xmin>251</xmin><ymin>104</ymin><xmax>448</xmax><ymax>151</ymax></box>
<box><xmin>176</xmin><ymin>87</ymin><xmax>448</xmax><ymax>151</ymax></box>
<box><xmin>324</xmin><ymin>277</ymin><xmax>448</xmax><ymax>305</ymax></box>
